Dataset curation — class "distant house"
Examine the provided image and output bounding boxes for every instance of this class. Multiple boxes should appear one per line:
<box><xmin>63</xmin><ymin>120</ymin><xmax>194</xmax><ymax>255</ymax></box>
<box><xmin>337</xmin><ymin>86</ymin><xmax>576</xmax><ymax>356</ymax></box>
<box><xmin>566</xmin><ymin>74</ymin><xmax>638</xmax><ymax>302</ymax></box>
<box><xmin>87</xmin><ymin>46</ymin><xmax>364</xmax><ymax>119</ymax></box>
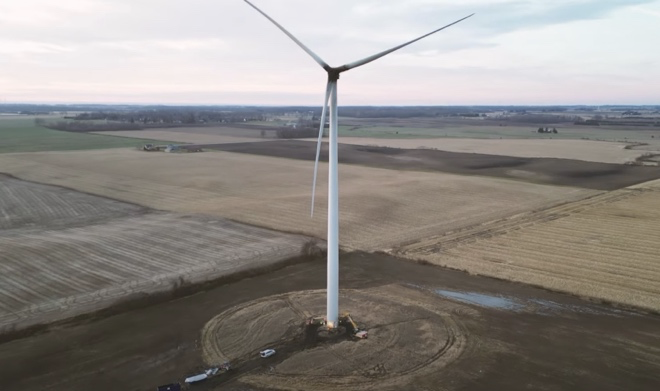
<box><xmin>164</xmin><ymin>144</ymin><xmax>179</xmax><ymax>153</ymax></box>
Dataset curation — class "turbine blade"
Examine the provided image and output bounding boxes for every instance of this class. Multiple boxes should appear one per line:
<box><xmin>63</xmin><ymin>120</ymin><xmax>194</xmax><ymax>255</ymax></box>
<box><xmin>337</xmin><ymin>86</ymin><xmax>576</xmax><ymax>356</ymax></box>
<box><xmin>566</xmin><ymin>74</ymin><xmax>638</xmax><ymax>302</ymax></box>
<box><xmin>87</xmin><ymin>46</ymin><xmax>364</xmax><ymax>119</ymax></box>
<box><xmin>311</xmin><ymin>81</ymin><xmax>333</xmax><ymax>217</ymax></box>
<box><xmin>244</xmin><ymin>0</ymin><xmax>330</xmax><ymax>71</ymax></box>
<box><xmin>338</xmin><ymin>13</ymin><xmax>474</xmax><ymax>72</ymax></box>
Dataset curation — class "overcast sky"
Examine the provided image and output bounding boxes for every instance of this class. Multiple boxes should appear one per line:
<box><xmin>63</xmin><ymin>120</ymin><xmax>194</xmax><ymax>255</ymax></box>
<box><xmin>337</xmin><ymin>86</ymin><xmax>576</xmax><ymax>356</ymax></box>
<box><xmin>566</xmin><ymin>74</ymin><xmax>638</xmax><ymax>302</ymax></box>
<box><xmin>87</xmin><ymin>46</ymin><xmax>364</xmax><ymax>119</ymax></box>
<box><xmin>1</xmin><ymin>0</ymin><xmax>659</xmax><ymax>105</ymax></box>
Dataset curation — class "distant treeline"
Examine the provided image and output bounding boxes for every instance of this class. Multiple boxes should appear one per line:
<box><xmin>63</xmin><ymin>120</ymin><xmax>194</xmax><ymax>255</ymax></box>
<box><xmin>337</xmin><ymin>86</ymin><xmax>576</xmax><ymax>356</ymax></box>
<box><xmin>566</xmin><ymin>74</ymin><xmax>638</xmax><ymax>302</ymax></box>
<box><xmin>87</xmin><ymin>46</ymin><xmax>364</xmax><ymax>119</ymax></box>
<box><xmin>66</xmin><ymin>108</ymin><xmax>588</xmax><ymax>125</ymax></box>
<box><xmin>71</xmin><ymin>109</ymin><xmax>266</xmax><ymax>125</ymax></box>
<box><xmin>35</xmin><ymin>118</ymin><xmax>142</xmax><ymax>132</ymax></box>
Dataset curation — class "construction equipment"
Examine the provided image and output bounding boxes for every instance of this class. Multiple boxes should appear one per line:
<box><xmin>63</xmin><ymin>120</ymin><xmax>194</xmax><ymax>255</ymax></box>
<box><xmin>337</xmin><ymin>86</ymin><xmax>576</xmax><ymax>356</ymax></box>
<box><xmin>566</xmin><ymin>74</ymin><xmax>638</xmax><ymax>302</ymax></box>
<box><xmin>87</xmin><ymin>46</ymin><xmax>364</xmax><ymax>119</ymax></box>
<box><xmin>340</xmin><ymin>312</ymin><xmax>368</xmax><ymax>339</ymax></box>
<box><xmin>306</xmin><ymin>316</ymin><xmax>326</xmax><ymax>326</ymax></box>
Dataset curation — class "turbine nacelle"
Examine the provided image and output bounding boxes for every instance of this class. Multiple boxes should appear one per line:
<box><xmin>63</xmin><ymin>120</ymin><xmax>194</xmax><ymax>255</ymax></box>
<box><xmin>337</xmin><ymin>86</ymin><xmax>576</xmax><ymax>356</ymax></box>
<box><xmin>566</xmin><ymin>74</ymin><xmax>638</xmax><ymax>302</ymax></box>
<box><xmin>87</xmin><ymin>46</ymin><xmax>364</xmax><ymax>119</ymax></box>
<box><xmin>327</xmin><ymin>69</ymin><xmax>341</xmax><ymax>82</ymax></box>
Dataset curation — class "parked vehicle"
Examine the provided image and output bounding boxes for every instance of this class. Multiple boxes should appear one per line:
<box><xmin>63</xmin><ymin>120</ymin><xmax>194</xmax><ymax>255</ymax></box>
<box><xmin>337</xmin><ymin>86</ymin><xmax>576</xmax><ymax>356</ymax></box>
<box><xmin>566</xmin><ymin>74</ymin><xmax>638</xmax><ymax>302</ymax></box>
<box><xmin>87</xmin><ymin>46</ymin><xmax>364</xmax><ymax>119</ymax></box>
<box><xmin>260</xmin><ymin>348</ymin><xmax>276</xmax><ymax>358</ymax></box>
<box><xmin>183</xmin><ymin>366</ymin><xmax>221</xmax><ymax>384</ymax></box>
<box><xmin>184</xmin><ymin>373</ymin><xmax>208</xmax><ymax>384</ymax></box>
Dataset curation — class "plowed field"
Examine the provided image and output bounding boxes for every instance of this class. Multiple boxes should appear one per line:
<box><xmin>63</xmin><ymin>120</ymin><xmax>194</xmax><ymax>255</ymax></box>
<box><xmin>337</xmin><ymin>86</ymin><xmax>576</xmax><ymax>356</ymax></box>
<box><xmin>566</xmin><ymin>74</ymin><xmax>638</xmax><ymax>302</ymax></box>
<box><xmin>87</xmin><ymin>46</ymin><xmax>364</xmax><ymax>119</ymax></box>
<box><xmin>93</xmin><ymin>130</ymin><xmax>272</xmax><ymax>145</ymax></box>
<box><xmin>331</xmin><ymin>137</ymin><xmax>646</xmax><ymax>164</ymax></box>
<box><xmin>0</xmin><ymin>175</ymin><xmax>313</xmax><ymax>332</ymax></box>
<box><xmin>0</xmin><ymin>173</ymin><xmax>146</xmax><ymax>230</ymax></box>
<box><xmin>208</xmin><ymin>140</ymin><xmax>660</xmax><ymax>189</ymax></box>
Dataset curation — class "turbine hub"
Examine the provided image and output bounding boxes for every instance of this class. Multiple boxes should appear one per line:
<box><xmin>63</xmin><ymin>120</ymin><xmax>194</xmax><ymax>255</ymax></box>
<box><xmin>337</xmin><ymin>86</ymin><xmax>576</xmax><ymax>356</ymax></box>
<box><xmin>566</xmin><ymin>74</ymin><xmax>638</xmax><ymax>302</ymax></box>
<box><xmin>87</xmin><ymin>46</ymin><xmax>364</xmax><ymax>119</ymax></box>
<box><xmin>328</xmin><ymin>69</ymin><xmax>341</xmax><ymax>81</ymax></box>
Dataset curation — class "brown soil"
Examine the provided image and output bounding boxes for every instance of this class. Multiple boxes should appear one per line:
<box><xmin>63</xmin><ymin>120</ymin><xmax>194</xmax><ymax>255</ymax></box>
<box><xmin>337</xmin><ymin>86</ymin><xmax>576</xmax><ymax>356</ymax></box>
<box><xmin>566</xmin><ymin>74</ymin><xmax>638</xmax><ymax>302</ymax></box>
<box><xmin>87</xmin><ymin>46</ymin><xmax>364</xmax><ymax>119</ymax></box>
<box><xmin>202</xmin><ymin>287</ymin><xmax>467</xmax><ymax>390</ymax></box>
<box><xmin>207</xmin><ymin>140</ymin><xmax>660</xmax><ymax>190</ymax></box>
<box><xmin>2</xmin><ymin>252</ymin><xmax>659</xmax><ymax>391</ymax></box>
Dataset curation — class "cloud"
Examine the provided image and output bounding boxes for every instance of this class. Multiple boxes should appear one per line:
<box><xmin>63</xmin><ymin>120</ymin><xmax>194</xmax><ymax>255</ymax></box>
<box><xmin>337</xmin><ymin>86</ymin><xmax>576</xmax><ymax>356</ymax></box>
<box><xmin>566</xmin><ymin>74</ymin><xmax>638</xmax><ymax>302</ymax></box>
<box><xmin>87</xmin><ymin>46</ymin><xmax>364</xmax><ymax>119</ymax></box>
<box><xmin>634</xmin><ymin>5</ymin><xmax>660</xmax><ymax>17</ymax></box>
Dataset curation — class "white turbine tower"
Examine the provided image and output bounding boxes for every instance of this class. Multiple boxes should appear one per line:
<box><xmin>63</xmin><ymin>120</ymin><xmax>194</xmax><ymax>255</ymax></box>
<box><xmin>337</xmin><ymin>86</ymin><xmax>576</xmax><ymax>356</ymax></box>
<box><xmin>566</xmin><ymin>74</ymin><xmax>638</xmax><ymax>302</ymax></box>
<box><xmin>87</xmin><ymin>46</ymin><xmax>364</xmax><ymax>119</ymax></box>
<box><xmin>245</xmin><ymin>0</ymin><xmax>473</xmax><ymax>329</ymax></box>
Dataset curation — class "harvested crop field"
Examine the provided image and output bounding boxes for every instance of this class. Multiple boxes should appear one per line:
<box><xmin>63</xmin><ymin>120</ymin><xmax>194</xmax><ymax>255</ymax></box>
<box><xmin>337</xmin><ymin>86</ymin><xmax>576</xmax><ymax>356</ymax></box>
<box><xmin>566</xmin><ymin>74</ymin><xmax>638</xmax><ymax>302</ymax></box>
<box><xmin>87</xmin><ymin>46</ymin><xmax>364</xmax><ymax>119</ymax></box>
<box><xmin>0</xmin><ymin>175</ymin><xmax>314</xmax><ymax>332</ymax></box>
<box><xmin>397</xmin><ymin>180</ymin><xmax>660</xmax><ymax>312</ymax></box>
<box><xmin>330</xmin><ymin>137</ymin><xmax>645</xmax><ymax>164</ymax></box>
<box><xmin>93</xmin><ymin>130</ymin><xmax>272</xmax><ymax>145</ymax></box>
<box><xmin>0</xmin><ymin>173</ymin><xmax>146</xmax><ymax>230</ymax></box>
<box><xmin>208</xmin><ymin>140</ymin><xmax>660</xmax><ymax>190</ymax></box>
<box><xmin>2</xmin><ymin>252</ymin><xmax>659</xmax><ymax>391</ymax></box>
<box><xmin>96</xmin><ymin>124</ymin><xmax>280</xmax><ymax>141</ymax></box>
<box><xmin>0</xmin><ymin>149</ymin><xmax>596</xmax><ymax>251</ymax></box>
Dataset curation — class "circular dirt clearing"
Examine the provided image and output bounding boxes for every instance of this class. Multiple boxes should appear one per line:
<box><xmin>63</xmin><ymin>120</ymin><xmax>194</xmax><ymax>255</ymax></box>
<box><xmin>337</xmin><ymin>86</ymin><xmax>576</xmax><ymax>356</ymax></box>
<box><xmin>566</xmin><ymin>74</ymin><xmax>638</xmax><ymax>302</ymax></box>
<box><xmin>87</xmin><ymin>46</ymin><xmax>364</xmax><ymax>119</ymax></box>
<box><xmin>202</xmin><ymin>285</ymin><xmax>467</xmax><ymax>390</ymax></box>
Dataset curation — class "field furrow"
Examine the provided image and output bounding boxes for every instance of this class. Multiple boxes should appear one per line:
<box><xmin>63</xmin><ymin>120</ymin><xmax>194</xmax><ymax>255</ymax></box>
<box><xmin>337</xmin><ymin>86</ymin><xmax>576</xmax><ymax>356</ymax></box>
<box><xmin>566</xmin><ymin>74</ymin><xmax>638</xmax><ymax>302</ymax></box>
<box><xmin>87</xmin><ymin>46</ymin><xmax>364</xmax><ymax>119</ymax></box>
<box><xmin>0</xmin><ymin>175</ymin><xmax>315</xmax><ymax>332</ymax></box>
<box><xmin>401</xmin><ymin>184</ymin><xmax>660</xmax><ymax>311</ymax></box>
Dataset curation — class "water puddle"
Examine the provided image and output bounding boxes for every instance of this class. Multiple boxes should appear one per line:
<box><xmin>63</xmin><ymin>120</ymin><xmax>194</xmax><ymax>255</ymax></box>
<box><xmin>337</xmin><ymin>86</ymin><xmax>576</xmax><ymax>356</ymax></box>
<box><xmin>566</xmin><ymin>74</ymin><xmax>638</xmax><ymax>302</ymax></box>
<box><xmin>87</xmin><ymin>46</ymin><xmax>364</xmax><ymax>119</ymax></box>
<box><xmin>434</xmin><ymin>289</ymin><xmax>524</xmax><ymax>311</ymax></box>
<box><xmin>409</xmin><ymin>284</ymin><xmax>637</xmax><ymax>316</ymax></box>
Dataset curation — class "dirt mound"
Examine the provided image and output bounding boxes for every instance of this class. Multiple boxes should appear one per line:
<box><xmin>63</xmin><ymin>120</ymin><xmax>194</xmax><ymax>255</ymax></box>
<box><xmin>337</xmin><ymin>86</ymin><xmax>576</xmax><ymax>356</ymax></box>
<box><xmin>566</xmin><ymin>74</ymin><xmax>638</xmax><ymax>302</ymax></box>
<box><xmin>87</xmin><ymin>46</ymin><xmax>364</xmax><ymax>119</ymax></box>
<box><xmin>202</xmin><ymin>285</ymin><xmax>468</xmax><ymax>390</ymax></box>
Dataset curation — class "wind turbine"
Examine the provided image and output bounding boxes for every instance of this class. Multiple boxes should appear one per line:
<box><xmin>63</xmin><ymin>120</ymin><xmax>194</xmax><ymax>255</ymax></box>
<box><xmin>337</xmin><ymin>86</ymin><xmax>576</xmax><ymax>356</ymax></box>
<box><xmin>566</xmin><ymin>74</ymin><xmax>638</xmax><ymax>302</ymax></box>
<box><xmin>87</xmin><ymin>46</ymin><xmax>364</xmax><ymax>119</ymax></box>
<box><xmin>245</xmin><ymin>0</ymin><xmax>473</xmax><ymax>329</ymax></box>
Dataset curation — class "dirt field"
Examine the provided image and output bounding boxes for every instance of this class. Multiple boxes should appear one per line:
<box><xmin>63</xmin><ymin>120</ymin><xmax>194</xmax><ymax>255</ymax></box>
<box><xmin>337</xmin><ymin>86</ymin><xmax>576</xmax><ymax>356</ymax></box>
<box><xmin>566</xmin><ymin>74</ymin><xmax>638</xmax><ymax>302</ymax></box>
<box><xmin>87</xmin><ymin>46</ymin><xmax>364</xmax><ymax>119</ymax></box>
<box><xmin>397</xmin><ymin>180</ymin><xmax>660</xmax><ymax>312</ymax></box>
<box><xmin>2</xmin><ymin>253</ymin><xmax>658</xmax><ymax>391</ymax></box>
<box><xmin>0</xmin><ymin>175</ymin><xmax>314</xmax><ymax>333</ymax></box>
<box><xmin>208</xmin><ymin>140</ymin><xmax>660</xmax><ymax>190</ymax></box>
<box><xmin>203</xmin><ymin>286</ymin><xmax>467</xmax><ymax>390</ymax></box>
<box><xmin>328</xmin><ymin>137</ymin><xmax>646</xmax><ymax>164</ymax></box>
<box><xmin>0</xmin><ymin>149</ymin><xmax>596</xmax><ymax>251</ymax></box>
<box><xmin>93</xmin><ymin>130</ymin><xmax>273</xmax><ymax>145</ymax></box>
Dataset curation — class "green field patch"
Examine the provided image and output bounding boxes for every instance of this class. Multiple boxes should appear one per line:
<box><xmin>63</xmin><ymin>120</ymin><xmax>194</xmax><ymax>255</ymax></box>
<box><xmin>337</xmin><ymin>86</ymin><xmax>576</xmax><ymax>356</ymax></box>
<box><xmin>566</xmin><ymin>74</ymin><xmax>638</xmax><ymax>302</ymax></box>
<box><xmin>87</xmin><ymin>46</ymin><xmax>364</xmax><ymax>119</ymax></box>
<box><xmin>0</xmin><ymin>117</ymin><xmax>177</xmax><ymax>153</ymax></box>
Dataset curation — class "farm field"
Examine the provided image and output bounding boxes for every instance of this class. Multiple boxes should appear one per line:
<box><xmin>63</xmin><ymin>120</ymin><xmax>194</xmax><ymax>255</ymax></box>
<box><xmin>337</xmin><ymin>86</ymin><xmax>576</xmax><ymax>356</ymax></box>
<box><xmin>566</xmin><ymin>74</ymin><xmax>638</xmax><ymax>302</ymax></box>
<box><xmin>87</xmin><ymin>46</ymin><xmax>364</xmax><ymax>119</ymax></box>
<box><xmin>210</xmin><ymin>140</ymin><xmax>660</xmax><ymax>189</ymax></box>
<box><xmin>0</xmin><ymin>148</ymin><xmax>597</xmax><ymax>252</ymax></box>
<box><xmin>120</xmin><ymin>125</ymin><xmax>280</xmax><ymax>138</ymax></box>
<box><xmin>0</xmin><ymin>117</ymin><xmax>166</xmax><ymax>153</ymax></box>
<box><xmin>100</xmin><ymin>120</ymin><xmax>660</xmax><ymax>149</ymax></box>
<box><xmin>2</xmin><ymin>252</ymin><xmax>659</xmax><ymax>391</ymax></box>
<box><xmin>93</xmin><ymin>130</ymin><xmax>274</xmax><ymax>145</ymax></box>
<box><xmin>0</xmin><ymin>175</ymin><xmax>314</xmax><ymax>332</ymax></box>
<box><xmin>330</xmin><ymin>137</ymin><xmax>648</xmax><ymax>164</ymax></box>
<box><xmin>339</xmin><ymin>117</ymin><xmax>660</xmax><ymax>143</ymax></box>
<box><xmin>0</xmin><ymin>173</ymin><xmax>146</xmax><ymax>230</ymax></box>
<box><xmin>95</xmin><ymin>126</ymin><xmax>657</xmax><ymax>164</ymax></box>
<box><xmin>1</xmin><ymin>112</ymin><xmax>660</xmax><ymax>390</ymax></box>
<box><xmin>397</xmin><ymin>180</ymin><xmax>660</xmax><ymax>312</ymax></box>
